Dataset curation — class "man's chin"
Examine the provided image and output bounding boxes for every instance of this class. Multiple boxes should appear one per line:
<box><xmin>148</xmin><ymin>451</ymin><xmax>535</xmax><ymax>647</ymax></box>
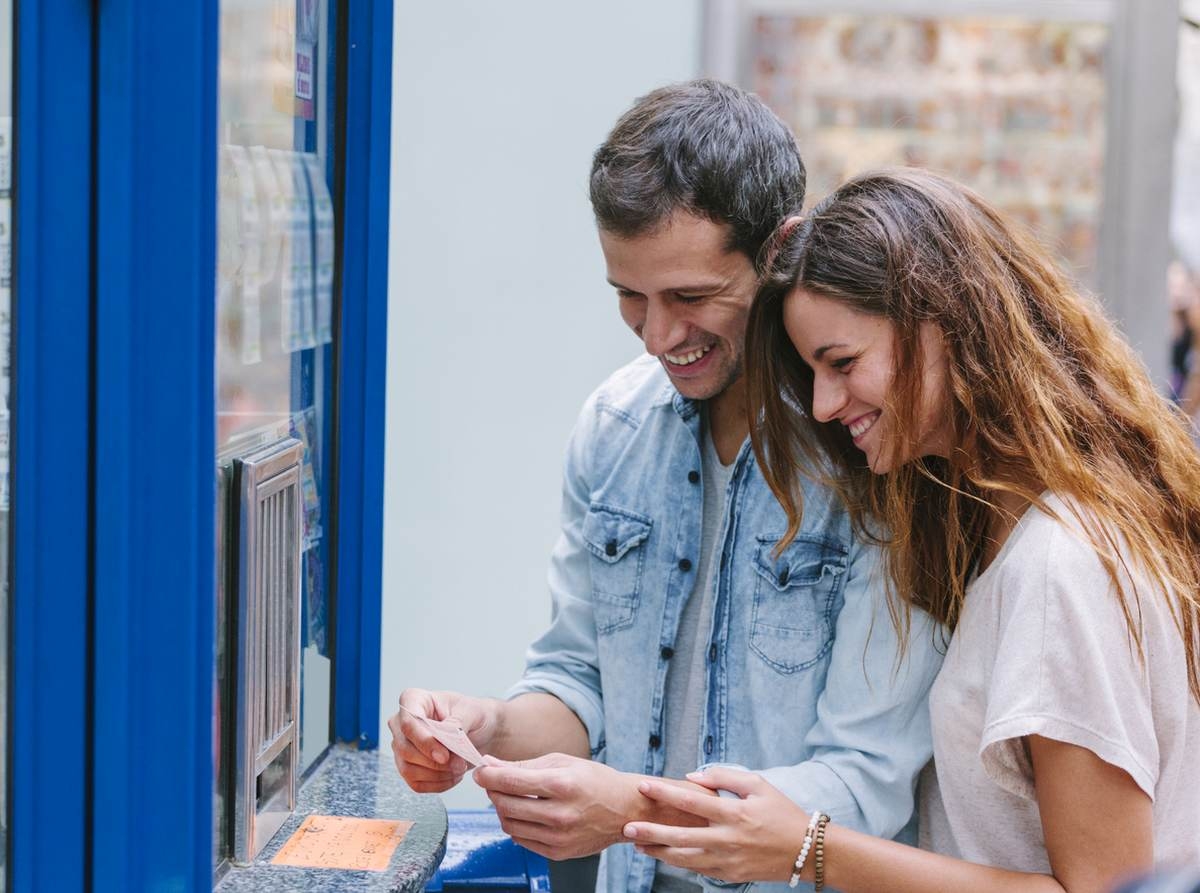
<box><xmin>663</xmin><ymin>368</ymin><xmax>737</xmax><ymax>403</ymax></box>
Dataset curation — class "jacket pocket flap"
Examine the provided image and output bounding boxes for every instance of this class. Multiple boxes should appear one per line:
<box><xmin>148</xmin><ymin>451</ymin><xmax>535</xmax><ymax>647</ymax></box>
<box><xmin>753</xmin><ymin>533</ymin><xmax>847</xmax><ymax>591</ymax></box>
<box><xmin>584</xmin><ymin>504</ymin><xmax>653</xmax><ymax>563</ymax></box>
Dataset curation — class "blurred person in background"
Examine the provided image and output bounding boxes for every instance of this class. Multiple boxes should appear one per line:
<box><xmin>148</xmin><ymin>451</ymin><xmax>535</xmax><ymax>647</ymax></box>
<box><xmin>624</xmin><ymin>169</ymin><xmax>1200</xmax><ymax>893</ymax></box>
<box><xmin>1170</xmin><ymin>260</ymin><xmax>1200</xmax><ymax>433</ymax></box>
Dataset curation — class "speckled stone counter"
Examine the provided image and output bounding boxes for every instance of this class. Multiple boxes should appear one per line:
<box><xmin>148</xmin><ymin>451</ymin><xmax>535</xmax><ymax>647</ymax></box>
<box><xmin>216</xmin><ymin>746</ymin><xmax>447</xmax><ymax>893</ymax></box>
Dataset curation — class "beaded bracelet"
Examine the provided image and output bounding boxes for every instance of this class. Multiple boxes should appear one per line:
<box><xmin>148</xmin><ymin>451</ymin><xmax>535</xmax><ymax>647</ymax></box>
<box><xmin>788</xmin><ymin>810</ymin><xmax>825</xmax><ymax>888</ymax></box>
<box><xmin>813</xmin><ymin>812</ymin><xmax>831</xmax><ymax>892</ymax></box>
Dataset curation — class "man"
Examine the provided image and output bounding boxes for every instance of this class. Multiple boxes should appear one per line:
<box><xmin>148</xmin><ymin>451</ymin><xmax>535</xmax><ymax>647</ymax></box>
<box><xmin>389</xmin><ymin>79</ymin><xmax>943</xmax><ymax>893</ymax></box>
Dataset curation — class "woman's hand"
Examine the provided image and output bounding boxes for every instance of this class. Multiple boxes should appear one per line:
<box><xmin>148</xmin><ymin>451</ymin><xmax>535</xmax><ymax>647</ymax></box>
<box><xmin>622</xmin><ymin>766</ymin><xmax>812</xmax><ymax>884</ymax></box>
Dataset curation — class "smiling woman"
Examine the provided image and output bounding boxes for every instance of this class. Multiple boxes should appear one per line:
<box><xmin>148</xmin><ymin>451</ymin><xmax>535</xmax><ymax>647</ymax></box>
<box><xmin>616</xmin><ymin>168</ymin><xmax>1200</xmax><ymax>892</ymax></box>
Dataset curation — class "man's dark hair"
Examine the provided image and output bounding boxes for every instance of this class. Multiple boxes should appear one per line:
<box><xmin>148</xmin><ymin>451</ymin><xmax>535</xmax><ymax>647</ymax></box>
<box><xmin>589</xmin><ymin>79</ymin><xmax>806</xmax><ymax>267</ymax></box>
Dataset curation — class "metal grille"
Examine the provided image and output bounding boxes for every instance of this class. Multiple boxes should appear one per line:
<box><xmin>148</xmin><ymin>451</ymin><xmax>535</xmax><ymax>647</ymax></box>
<box><xmin>232</xmin><ymin>437</ymin><xmax>303</xmax><ymax>862</ymax></box>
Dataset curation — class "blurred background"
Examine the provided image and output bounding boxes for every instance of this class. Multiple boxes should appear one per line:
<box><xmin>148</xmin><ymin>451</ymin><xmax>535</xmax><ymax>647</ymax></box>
<box><xmin>379</xmin><ymin>0</ymin><xmax>1200</xmax><ymax>808</ymax></box>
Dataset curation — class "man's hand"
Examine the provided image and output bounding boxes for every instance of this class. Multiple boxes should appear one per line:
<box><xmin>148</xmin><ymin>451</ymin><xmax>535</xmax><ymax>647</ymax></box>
<box><xmin>473</xmin><ymin>753</ymin><xmax>716</xmax><ymax>861</ymax></box>
<box><xmin>388</xmin><ymin>688</ymin><xmax>500</xmax><ymax>793</ymax></box>
<box><xmin>473</xmin><ymin>753</ymin><xmax>643</xmax><ymax>860</ymax></box>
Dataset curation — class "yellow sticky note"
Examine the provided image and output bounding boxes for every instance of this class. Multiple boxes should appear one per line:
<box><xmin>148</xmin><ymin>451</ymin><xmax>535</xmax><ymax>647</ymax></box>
<box><xmin>271</xmin><ymin>814</ymin><xmax>414</xmax><ymax>871</ymax></box>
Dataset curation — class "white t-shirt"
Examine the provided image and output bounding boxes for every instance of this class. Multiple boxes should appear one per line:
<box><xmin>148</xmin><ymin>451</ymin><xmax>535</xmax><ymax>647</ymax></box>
<box><xmin>918</xmin><ymin>493</ymin><xmax>1200</xmax><ymax>871</ymax></box>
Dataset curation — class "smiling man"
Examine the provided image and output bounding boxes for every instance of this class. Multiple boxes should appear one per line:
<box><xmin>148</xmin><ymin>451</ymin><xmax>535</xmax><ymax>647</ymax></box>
<box><xmin>389</xmin><ymin>80</ymin><xmax>944</xmax><ymax>893</ymax></box>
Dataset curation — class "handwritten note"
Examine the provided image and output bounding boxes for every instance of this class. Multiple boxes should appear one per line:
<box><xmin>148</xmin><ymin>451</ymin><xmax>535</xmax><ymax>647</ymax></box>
<box><xmin>271</xmin><ymin>814</ymin><xmax>414</xmax><ymax>871</ymax></box>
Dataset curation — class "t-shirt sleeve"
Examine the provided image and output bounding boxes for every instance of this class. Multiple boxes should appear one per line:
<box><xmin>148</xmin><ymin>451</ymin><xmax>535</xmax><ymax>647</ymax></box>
<box><xmin>978</xmin><ymin>520</ymin><xmax>1160</xmax><ymax>802</ymax></box>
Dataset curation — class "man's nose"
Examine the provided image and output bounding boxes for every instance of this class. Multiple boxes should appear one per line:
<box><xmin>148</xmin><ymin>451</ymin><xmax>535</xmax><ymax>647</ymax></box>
<box><xmin>641</xmin><ymin>301</ymin><xmax>685</xmax><ymax>356</ymax></box>
<box><xmin>811</xmin><ymin>374</ymin><xmax>848</xmax><ymax>424</ymax></box>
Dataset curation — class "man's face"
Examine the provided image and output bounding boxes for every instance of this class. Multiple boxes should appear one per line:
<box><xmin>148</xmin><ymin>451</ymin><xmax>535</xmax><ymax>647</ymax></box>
<box><xmin>599</xmin><ymin>212</ymin><xmax>758</xmax><ymax>402</ymax></box>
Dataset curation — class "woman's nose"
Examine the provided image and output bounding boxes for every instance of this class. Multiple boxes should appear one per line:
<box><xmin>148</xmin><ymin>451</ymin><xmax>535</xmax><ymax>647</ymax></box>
<box><xmin>811</xmin><ymin>374</ymin><xmax>848</xmax><ymax>424</ymax></box>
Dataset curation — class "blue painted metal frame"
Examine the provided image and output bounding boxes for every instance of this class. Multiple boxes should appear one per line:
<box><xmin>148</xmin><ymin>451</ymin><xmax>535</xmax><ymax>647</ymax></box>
<box><xmin>333</xmin><ymin>0</ymin><xmax>392</xmax><ymax>748</ymax></box>
<box><xmin>10</xmin><ymin>1</ymin><xmax>93</xmax><ymax>889</ymax></box>
<box><xmin>90</xmin><ymin>1</ymin><xmax>217</xmax><ymax>889</ymax></box>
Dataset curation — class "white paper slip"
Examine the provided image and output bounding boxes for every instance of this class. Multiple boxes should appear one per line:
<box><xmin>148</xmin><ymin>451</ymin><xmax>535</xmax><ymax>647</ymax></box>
<box><xmin>400</xmin><ymin>704</ymin><xmax>487</xmax><ymax>767</ymax></box>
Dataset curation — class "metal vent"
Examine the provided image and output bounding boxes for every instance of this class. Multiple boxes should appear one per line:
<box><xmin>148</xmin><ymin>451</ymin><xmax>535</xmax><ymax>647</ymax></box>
<box><xmin>232</xmin><ymin>437</ymin><xmax>303</xmax><ymax>862</ymax></box>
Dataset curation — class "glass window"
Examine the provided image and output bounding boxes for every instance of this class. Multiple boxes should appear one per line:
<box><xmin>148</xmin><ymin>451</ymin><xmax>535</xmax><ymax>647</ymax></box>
<box><xmin>1169</xmin><ymin>3</ymin><xmax>1200</xmax><ymax>422</ymax></box>
<box><xmin>747</xmin><ymin>12</ymin><xmax>1110</xmax><ymax>283</ymax></box>
<box><xmin>0</xmin><ymin>0</ymin><xmax>12</xmax><ymax>884</ymax></box>
<box><xmin>214</xmin><ymin>0</ymin><xmax>336</xmax><ymax>871</ymax></box>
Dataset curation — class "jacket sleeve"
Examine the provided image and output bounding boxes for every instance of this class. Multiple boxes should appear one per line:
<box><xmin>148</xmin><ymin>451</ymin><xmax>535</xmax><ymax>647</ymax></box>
<box><xmin>758</xmin><ymin>538</ymin><xmax>945</xmax><ymax>839</ymax></box>
<box><xmin>505</xmin><ymin>396</ymin><xmax>607</xmax><ymax>758</ymax></box>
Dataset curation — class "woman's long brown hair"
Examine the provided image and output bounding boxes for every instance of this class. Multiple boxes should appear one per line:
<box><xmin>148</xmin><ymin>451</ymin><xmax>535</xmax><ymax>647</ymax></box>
<box><xmin>746</xmin><ymin>168</ymin><xmax>1200</xmax><ymax>701</ymax></box>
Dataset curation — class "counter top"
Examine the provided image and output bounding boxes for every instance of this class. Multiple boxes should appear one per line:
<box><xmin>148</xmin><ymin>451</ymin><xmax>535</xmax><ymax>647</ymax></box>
<box><xmin>216</xmin><ymin>745</ymin><xmax>447</xmax><ymax>893</ymax></box>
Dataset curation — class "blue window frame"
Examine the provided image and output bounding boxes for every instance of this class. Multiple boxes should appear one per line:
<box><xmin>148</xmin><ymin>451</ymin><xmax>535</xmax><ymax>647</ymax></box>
<box><xmin>90</xmin><ymin>1</ymin><xmax>218</xmax><ymax>886</ymax></box>
<box><xmin>10</xmin><ymin>1</ymin><xmax>92</xmax><ymax>889</ymax></box>
<box><xmin>9</xmin><ymin>0</ymin><xmax>391</xmax><ymax>886</ymax></box>
<box><xmin>333</xmin><ymin>0</ymin><xmax>392</xmax><ymax>751</ymax></box>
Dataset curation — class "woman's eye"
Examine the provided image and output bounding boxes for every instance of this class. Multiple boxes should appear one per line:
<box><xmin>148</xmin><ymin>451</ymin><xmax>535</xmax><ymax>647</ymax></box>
<box><xmin>831</xmin><ymin>356</ymin><xmax>855</xmax><ymax>372</ymax></box>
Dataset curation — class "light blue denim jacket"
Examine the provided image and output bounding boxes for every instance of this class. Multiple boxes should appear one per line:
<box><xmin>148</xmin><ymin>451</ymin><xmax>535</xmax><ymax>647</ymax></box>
<box><xmin>509</xmin><ymin>356</ymin><xmax>944</xmax><ymax>893</ymax></box>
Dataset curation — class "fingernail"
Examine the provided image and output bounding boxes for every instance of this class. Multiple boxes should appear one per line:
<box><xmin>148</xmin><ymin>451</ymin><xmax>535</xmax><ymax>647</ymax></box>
<box><xmin>623</xmin><ymin>824</ymin><xmax>637</xmax><ymax>839</ymax></box>
<box><xmin>434</xmin><ymin>750</ymin><xmax>447</xmax><ymax>765</ymax></box>
<box><xmin>686</xmin><ymin>771</ymin><xmax>703</xmax><ymax>780</ymax></box>
<box><xmin>638</xmin><ymin>781</ymin><xmax>651</xmax><ymax>793</ymax></box>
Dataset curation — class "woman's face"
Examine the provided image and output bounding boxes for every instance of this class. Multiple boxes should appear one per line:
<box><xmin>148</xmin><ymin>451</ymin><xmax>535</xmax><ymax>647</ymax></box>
<box><xmin>782</xmin><ymin>287</ymin><xmax>952</xmax><ymax>474</ymax></box>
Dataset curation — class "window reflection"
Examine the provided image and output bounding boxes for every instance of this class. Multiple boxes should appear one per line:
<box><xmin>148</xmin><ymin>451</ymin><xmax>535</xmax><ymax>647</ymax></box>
<box><xmin>214</xmin><ymin>0</ymin><xmax>335</xmax><ymax>873</ymax></box>
<box><xmin>750</xmin><ymin>14</ymin><xmax>1109</xmax><ymax>281</ymax></box>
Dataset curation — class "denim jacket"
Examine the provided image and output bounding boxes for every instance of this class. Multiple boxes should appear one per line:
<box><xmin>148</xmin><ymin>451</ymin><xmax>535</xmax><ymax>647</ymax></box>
<box><xmin>509</xmin><ymin>356</ymin><xmax>944</xmax><ymax>893</ymax></box>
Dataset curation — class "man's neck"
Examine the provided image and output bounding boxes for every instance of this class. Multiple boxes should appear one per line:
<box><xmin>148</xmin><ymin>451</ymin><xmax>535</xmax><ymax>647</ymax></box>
<box><xmin>706</xmin><ymin>379</ymin><xmax>748</xmax><ymax>466</ymax></box>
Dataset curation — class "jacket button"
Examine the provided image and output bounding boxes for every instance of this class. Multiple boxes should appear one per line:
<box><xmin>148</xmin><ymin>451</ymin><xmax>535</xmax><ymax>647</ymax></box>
<box><xmin>704</xmin><ymin>735</ymin><xmax>714</xmax><ymax>755</ymax></box>
<box><xmin>709</xmin><ymin>643</ymin><xmax>718</xmax><ymax>662</ymax></box>
<box><xmin>649</xmin><ymin>734</ymin><xmax>661</xmax><ymax>749</ymax></box>
<box><xmin>605</xmin><ymin>540</ymin><xmax>617</xmax><ymax>557</ymax></box>
<box><xmin>678</xmin><ymin>558</ymin><xmax>692</xmax><ymax>572</ymax></box>
<box><xmin>778</xmin><ymin>568</ymin><xmax>790</xmax><ymax>586</ymax></box>
<box><xmin>687</xmin><ymin>470</ymin><xmax>700</xmax><ymax>484</ymax></box>
<box><xmin>660</xmin><ymin>646</ymin><xmax>674</xmax><ymax>660</ymax></box>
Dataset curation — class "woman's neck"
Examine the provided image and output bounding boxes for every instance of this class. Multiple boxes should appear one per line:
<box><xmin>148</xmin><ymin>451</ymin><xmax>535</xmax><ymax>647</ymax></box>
<box><xmin>978</xmin><ymin>488</ymin><xmax>1034</xmax><ymax>573</ymax></box>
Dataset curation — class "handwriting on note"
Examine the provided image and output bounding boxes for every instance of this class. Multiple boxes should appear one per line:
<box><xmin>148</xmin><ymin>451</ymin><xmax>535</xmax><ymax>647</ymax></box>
<box><xmin>271</xmin><ymin>814</ymin><xmax>414</xmax><ymax>871</ymax></box>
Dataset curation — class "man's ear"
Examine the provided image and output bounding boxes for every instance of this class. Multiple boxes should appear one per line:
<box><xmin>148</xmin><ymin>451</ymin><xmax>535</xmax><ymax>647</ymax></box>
<box><xmin>759</xmin><ymin>215</ymin><xmax>804</xmax><ymax>276</ymax></box>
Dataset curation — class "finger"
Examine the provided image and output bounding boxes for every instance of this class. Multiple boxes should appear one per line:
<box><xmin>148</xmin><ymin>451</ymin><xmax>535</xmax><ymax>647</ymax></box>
<box><xmin>637</xmin><ymin>779</ymin><xmax>734</xmax><ymax>823</ymax></box>
<box><xmin>473</xmin><ymin>765</ymin><xmax>559</xmax><ymax>798</ymax></box>
<box><xmin>623</xmin><ymin>820</ymin><xmax>716</xmax><ymax>849</ymax></box>
<box><xmin>495</xmin><ymin>817</ymin><xmax>561</xmax><ymax>848</ymax></box>
<box><xmin>634</xmin><ymin>844</ymin><xmax>709</xmax><ymax>870</ymax></box>
<box><xmin>486</xmin><ymin>791</ymin><xmax>560</xmax><ymax>826</ymax></box>
<box><xmin>398</xmin><ymin>761</ymin><xmax>466</xmax><ymax>788</ymax></box>
<box><xmin>686</xmin><ymin>766</ymin><xmax>763</xmax><ymax>797</ymax></box>
<box><xmin>392</xmin><ymin>732</ymin><xmax>451</xmax><ymax>772</ymax></box>
<box><xmin>406</xmin><ymin>777</ymin><xmax>462</xmax><ymax>795</ymax></box>
<box><xmin>396</xmin><ymin>693</ymin><xmax>454</xmax><ymax>766</ymax></box>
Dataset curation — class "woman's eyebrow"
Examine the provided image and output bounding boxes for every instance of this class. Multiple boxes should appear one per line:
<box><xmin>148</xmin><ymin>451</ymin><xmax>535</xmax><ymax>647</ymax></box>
<box><xmin>813</xmin><ymin>342</ymin><xmax>848</xmax><ymax>361</ymax></box>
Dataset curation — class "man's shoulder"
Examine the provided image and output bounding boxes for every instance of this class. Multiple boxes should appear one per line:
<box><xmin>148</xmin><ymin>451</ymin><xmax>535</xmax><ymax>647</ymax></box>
<box><xmin>582</xmin><ymin>354</ymin><xmax>676</xmax><ymax>431</ymax></box>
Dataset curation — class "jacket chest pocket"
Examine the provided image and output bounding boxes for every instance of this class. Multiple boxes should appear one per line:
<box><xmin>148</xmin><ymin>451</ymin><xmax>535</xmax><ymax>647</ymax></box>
<box><xmin>750</xmin><ymin>534</ymin><xmax>846</xmax><ymax>673</ymax></box>
<box><xmin>583</xmin><ymin>504</ymin><xmax>653</xmax><ymax>634</ymax></box>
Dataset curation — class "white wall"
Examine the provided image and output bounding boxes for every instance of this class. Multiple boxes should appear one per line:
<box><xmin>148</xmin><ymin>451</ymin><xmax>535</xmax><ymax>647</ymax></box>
<box><xmin>382</xmin><ymin>2</ymin><xmax>701</xmax><ymax>807</ymax></box>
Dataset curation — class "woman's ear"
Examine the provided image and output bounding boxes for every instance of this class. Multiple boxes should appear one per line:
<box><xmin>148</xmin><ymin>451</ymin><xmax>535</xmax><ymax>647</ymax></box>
<box><xmin>759</xmin><ymin>215</ymin><xmax>805</xmax><ymax>276</ymax></box>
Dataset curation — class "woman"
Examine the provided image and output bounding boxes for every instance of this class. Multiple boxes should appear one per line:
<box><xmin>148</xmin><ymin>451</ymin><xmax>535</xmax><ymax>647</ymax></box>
<box><xmin>621</xmin><ymin>169</ymin><xmax>1200</xmax><ymax>892</ymax></box>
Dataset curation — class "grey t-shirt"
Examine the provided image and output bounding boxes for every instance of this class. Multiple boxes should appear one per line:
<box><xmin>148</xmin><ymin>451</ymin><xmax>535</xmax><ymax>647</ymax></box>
<box><xmin>918</xmin><ymin>493</ymin><xmax>1200</xmax><ymax>870</ymax></box>
<box><xmin>653</xmin><ymin>422</ymin><xmax>736</xmax><ymax>893</ymax></box>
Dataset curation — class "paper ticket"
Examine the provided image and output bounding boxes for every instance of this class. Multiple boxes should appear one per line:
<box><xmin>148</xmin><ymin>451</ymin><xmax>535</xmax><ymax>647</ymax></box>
<box><xmin>400</xmin><ymin>704</ymin><xmax>487</xmax><ymax>767</ymax></box>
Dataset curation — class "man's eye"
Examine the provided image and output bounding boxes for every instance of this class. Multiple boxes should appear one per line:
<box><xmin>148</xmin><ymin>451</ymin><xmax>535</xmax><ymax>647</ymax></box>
<box><xmin>675</xmin><ymin>294</ymin><xmax>705</xmax><ymax>305</ymax></box>
<box><xmin>616</xmin><ymin>289</ymin><xmax>639</xmax><ymax>300</ymax></box>
<box><xmin>831</xmin><ymin>356</ymin><xmax>856</xmax><ymax>372</ymax></box>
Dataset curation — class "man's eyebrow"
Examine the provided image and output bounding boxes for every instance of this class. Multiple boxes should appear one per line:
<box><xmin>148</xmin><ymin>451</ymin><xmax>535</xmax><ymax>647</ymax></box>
<box><xmin>813</xmin><ymin>343</ymin><xmax>848</xmax><ymax>361</ymax></box>
<box><xmin>605</xmin><ymin>278</ymin><xmax>729</xmax><ymax>294</ymax></box>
